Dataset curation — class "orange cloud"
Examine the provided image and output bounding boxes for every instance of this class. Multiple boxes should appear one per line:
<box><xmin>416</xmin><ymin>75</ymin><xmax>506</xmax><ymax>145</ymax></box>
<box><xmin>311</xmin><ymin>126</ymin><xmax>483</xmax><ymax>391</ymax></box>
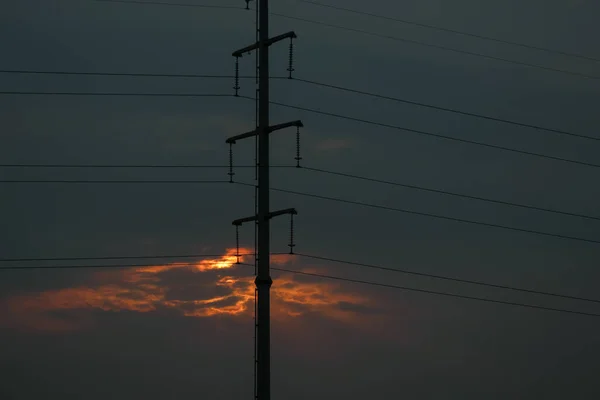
<box><xmin>0</xmin><ymin>248</ymin><xmax>372</xmax><ymax>332</ymax></box>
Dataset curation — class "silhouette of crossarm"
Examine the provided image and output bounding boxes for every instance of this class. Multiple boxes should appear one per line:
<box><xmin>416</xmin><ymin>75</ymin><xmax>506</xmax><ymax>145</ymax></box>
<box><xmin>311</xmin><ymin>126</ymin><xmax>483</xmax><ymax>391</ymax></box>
<box><xmin>232</xmin><ymin>208</ymin><xmax>298</xmax><ymax>226</ymax></box>
<box><xmin>232</xmin><ymin>31</ymin><xmax>297</xmax><ymax>57</ymax></box>
<box><xmin>226</xmin><ymin>120</ymin><xmax>303</xmax><ymax>144</ymax></box>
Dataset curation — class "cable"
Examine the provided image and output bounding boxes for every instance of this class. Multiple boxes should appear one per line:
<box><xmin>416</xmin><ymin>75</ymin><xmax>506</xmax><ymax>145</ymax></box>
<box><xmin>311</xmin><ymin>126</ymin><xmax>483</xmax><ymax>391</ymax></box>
<box><xmin>292</xmin><ymin>78</ymin><xmax>600</xmax><ymax>143</ymax></box>
<box><xmin>0</xmin><ymin>252</ymin><xmax>256</xmax><ymax>263</ymax></box>
<box><xmin>300</xmin><ymin>166</ymin><xmax>600</xmax><ymax>222</ymax></box>
<box><xmin>0</xmin><ymin>164</ymin><xmax>295</xmax><ymax>169</ymax></box>
<box><xmin>88</xmin><ymin>0</ymin><xmax>599</xmax><ymax>79</ymax></box>
<box><xmin>266</xmin><ymin>264</ymin><xmax>600</xmax><ymax>318</ymax></box>
<box><xmin>236</xmin><ymin>96</ymin><xmax>600</xmax><ymax>170</ymax></box>
<box><xmin>269</xmin><ymin>14</ymin><xmax>598</xmax><ymax>80</ymax></box>
<box><xmin>93</xmin><ymin>0</ymin><xmax>244</xmax><ymax>9</ymax></box>
<box><xmin>298</xmin><ymin>0</ymin><xmax>600</xmax><ymax>63</ymax></box>
<box><xmin>0</xmin><ymin>91</ymin><xmax>233</xmax><ymax>97</ymax></box>
<box><xmin>2</xmin><ymin>258</ymin><xmax>598</xmax><ymax>317</ymax></box>
<box><xmin>234</xmin><ymin>181</ymin><xmax>600</xmax><ymax>245</ymax></box>
<box><xmin>0</xmin><ymin>262</ymin><xmax>198</xmax><ymax>270</ymax></box>
<box><xmin>3</xmin><ymin>69</ymin><xmax>595</xmax><ymax>142</ymax></box>
<box><xmin>0</xmin><ymin>70</ymin><xmax>288</xmax><ymax>80</ymax></box>
<box><xmin>294</xmin><ymin>253</ymin><xmax>600</xmax><ymax>304</ymax></box>
<box><xmin>4</xmin><ymin>163</ymin><xmax>596</xmax><ymax>221</ymax></box>
<box><xmin>4</xmin><ymin>163</ymin><xmax>597</xmax><ymax>221</ymax></box>
<box><xmin>0</xmin><ymin>70</ymin><xmax>238</xmax><ymax>78</ymax></box>
<box><xmin>0</xmin><ymin>180</ymin><xmax>231</xmax><ymax>184</ymax></box>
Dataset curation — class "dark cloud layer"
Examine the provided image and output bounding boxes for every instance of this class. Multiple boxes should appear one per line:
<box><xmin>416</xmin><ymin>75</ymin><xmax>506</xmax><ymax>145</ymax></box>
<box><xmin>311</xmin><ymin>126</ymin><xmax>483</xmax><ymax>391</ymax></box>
<box><xmin>1</xmin><ymin>0</ymin><xmax>600</xmax><ymax>399</ymax></box>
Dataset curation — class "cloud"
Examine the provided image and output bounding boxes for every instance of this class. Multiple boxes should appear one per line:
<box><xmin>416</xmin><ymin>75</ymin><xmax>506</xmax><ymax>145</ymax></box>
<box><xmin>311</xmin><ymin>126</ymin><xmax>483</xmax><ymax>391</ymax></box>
<box><xmin>0</xmin><ymin>248</ymin><xmax>373</xmax><ymax>333</ymax></box>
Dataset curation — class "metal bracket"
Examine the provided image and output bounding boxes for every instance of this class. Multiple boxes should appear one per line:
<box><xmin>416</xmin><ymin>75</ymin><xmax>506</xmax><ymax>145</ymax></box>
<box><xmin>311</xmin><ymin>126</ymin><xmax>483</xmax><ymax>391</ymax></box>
<box><xmin>226</xmin><ymin>120</ymin><xmax>303</xmax><ymax>144</ymax></box>
<box><xmin>233</xmin><ymin>208</ymin><xmax>297</xmax><ymax>226</ymax></box>
<box><xmin>232</xmin><ymin>31</ymin><xmax>297</xmax><ymax>58</ymax></box>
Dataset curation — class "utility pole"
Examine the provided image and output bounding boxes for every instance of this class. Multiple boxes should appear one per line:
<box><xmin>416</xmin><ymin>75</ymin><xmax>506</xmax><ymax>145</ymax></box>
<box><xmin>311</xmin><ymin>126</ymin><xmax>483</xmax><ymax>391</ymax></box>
<box><xmin>227</xmin><ymin>1</ymin><xmax>302</xmax><ymax>399</ymax></box>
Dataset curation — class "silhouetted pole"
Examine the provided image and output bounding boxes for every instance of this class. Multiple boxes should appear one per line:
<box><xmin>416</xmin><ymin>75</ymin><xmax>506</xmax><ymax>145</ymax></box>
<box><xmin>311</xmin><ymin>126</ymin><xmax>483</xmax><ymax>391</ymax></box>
<box><xmin>256</xmin><ymin>0</ymin><xmax>272</xmax><ymax>399</ymax></box>
<box><xmin>229</xmin><ymin>2</ymin><xmax>300</xmax><ymax>398</ymax></box>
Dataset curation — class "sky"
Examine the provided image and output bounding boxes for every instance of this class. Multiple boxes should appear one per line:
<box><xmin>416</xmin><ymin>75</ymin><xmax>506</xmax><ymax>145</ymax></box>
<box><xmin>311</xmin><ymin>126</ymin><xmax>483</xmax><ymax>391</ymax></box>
<box><xmin>1</xmin><ymin>0</ymin><xmax>599</xmax><ymax>398</ymax></box>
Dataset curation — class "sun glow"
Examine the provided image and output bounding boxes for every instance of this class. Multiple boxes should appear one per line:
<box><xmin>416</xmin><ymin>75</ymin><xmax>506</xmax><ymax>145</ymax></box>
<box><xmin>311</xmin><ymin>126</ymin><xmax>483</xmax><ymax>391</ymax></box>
<box><xmin>2</xmin><ymin>248</ymin><xmax>370</xmax><ymax>331</ymax></box>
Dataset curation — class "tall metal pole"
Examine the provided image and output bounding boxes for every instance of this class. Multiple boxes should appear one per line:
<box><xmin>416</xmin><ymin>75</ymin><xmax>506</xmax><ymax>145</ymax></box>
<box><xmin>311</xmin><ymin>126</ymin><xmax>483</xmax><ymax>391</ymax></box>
<box><xmin>256</xmin><ymin>0</ymin><xmax>271</xmax><ymax>399</ymax></box>
<box><xmin>229</xmin><ymin>6</ymin><xmax>299</xmax><ymax>399</ymax></box>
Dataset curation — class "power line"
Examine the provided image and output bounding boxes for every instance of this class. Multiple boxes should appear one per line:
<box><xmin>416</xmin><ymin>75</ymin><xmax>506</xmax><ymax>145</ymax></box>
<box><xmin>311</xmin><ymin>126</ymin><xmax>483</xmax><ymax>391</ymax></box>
<box><xmin>238</xmin><ymin>97</ymin><xmax>600</xmax><ymax>170</ymax></box>
<box><xmin>0</xmin><ymin>262</ymin><xmax>196</xmax><ymax>270</ymax></box>
<box><xmin>0</xmin><ymin>180</ymin><xmax>231</xmax><ymax>184</ymax></box>
<box><xmin>3</xmin><ymin>163</ymin><xmax>597</xmax><ymax>221</ymax></box>
<box><xmin>300</xmin><ymin>166</ymin><xmax>600</xmax><ymax>221</ymax></box>
<box><xmin>0</xmin><ymin>91</ymin><xmax>232</xmax><ymax>97</ymax></box>
<box><xmin>7</xmin><ymin>252</ymin><xmax>597</xmax><ymax>305</ymax></box>
<box><xmin>0</xmin><ymin>70</ymin><xmax>287</xmax><ymax>80</ymax></box>
<box><xmin>234</xmin><ymin>182</ymin><xmax>600</xmax><ymax>245</ymax></box>
<box><xmin>0</xmin><ymin>164</ymin><xmax>295</xmax><ymax>169</ymax></box>
<box><xmin>0</xmin><ymin>164</ymin><xmax>244</xmax><ymax>168</ymax></box>
<box><xmin>93</xmin><ymin>0</ymin><xmax>244</xmax><ymax>9</ymax></box>
<box><xmin>88</xmin><ymin>0</ymin><xmax>599</xmax><ymax>79</ymax></box>
<box><xmin>269</xmin><ymin>14</ymin><xmax>598</xmax><ymax>80</ymax></box>
<box><xmin>292</xmin><ymin>78</ymin><xmax>600</xmax><ymax>143</ymax></box>
<box><xmin>298</xmin><ymin>0</ymin><xmax>600</xmax><ymax>63</ymax></box>
<box><xmin>0</xmin><ymin>252</ymin><xmax>256</xmax><ymax>263</ymax></box>
<box><xmin>0</xmin><ymin>70</ymin><xmax>237</xmax><ymax>78</ymax></box>
<box><xmin>2</xmin><ymin>258</ymin><xmax>598</xmax><ymax>317</ymax></box>
<box><xmin>266</xmin><ymin>264</ymin><xmax>600</xmax><ymax>318</ymax></box>
<box><xmin>294</xmin><ymin>253</ymin><xmax>600</xmax><ymax>304</ymax></box>
<box><xmin>3</xmin><ymin>69</ymin><xmax>595</xmax><ymax>143</ymax></box>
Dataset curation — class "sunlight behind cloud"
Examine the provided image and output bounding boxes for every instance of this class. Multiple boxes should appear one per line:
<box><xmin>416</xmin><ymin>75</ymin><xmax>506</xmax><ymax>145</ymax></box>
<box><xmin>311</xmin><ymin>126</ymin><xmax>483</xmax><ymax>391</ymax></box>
<box><xmin>1</xmin><ymin>248</ymin><xmax>371</xmax><ymax>332</ymax></box>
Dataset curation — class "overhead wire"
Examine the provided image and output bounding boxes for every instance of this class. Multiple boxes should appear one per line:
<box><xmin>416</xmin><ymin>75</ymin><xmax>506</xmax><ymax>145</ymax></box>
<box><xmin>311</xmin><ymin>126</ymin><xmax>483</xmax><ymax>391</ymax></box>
<box><xmin>266</xmin><ymin>264</ymin><xmax>600</xmax><ymax>318</ymax></box>
<box><xmin>235</xmin><ymin>96</ymin><xmax>600</xmax><ymax>170</ymax></box>
<box><xmin>0</xmin><ymin>91</ymin><xmax>232</xmax><ymax>97</ymax></box>
<box><xmin>1</xmin><ymin>257</ymin><xmax>598</xmax><ymax>317</ymax></box>
<box><xmin>298</xmin><ymin>0</ymin><xmax>600</xmax><ymax>63</ymax></box>
<box><xmin>294</xmin><ymin>253</ymin><xmax>600</xmax><ymax>304</ymax></box>
<box><xmin>234</xmin><ymin>181</ymin><xmax>600</xmax><ymax>245</ymax></box>
<box><xmin>0</xmin><ymin>262</ymin><xmax>202</xmax><ymax>270</ymax></box>
<box><xmin>0</xmin><ymin>252</ymin><xmax>255</xmax><ymax>263</ymax></box>
<box><xmin>0</xmin><ymin>70</ymin><xmax>241</xmax><ymax>78</ymax></box>
<box><xmin>0</xmin><ymin>164</ymin><xmax>253</xmax><ymax>168</ymax></box>
<box><xmin>291</xmin><ymin>78</ymin><xmax>600</xmax><ymax>143</ymax></box>
<box><xmin>2</xmin><ymin>163</ymin><xmax>597</xmax><ymax>221</ymax></box>
<box><xmin>93</xmin><ymin>0</ymin><xmax>244</xmax><ymax>9</ymax></box>
<box><xmin>2</xmin><ymin>69</ymin><xmax>596</xmax><ymax>143</ymax></box>
<box><xmin>0</xmin><ymin>180</ymin><xmax>231</xmax><ymax>184</ymax></box>
<box><xmin>299</xmin><ymin>166</ymin><xmax>600</xmax><ymax>221</ymax></box>
<box><xmin>269</xmin><ymin>12</ymin><xmax>599</xmax><ymax>80</ymax></box>
<box><xmin>89</xmin><ymin>0</ymin><xmax>600</xmax><ymax>79</ymax></box>
<box><xmin>0</xmin><ymin>164</ymin><xmax>296</xmax><ymax>169</ymax></box>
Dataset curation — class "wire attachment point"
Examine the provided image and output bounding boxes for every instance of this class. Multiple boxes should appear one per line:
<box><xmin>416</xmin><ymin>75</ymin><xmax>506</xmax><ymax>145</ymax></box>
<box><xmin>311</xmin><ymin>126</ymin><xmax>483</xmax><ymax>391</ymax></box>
<box><xmin>234</xmin><ymin>56</ymin><xmax>241</xmax><ymax>96</ymax></box>
<box><xmin>235</xmin><ymin>224</ymin><xmax>241</xmax><ymax>264</ymax></box>
<box><xmin>294</xmin><ymin>125</ymin><xmax>302</xmax><ymax>168</ymax></box>
<box><xmin>228</xmin><ymin>142</ymin><xmax>235</xmax><ymax>183</ymax></box>
<box><xmin>287</xmin><ymin>37</ymin><xmax>295</xmax><ymax>79</ymax></box>
<box><xmin>288</xmin><ymin>213</ymin><xmax>296</xmax><ymax>254</ymax></box>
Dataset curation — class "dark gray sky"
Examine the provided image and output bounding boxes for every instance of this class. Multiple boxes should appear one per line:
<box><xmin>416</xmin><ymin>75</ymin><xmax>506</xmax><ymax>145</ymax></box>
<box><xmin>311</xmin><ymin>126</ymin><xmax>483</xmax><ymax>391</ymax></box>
<box><xmin>1</xmin><ymin>0</ymin><xmax>599</xmax><ymax>399</ymax></box>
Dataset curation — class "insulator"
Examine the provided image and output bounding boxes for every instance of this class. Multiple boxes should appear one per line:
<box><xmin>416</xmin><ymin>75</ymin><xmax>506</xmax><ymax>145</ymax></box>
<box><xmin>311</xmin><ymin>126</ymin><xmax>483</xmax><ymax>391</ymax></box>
<box><xmin>287</xmin><ymin>37</ymin><xmax>295</xmax><ymax>79</ymax></box>
<box><xmin>294</xmin><ymin>125</ymin><xmax>302</xmax><ymax>168</ymax></box>
<box><xmin>228</xmin><ymin>142</ymin><xmax>235</xmax><ymax>183</ymax></box>
<box><xmin>245</xmin><ymin>0</ymin><xmax>250</xmax><ymax>10</ymax></box>
<box><xmin>233</xmin><ymin>57</ymin><xmax>241</xmax><ymax>96</ymax></box>
<box><xmin>288</xmin><ymin>213</ymin><xmax>295</xmax><ymax>254</ymax></box>
<box><xmin>236</xmin><ymin>230</ymin><xmax>241</xmax><ymax>264</ymax></box>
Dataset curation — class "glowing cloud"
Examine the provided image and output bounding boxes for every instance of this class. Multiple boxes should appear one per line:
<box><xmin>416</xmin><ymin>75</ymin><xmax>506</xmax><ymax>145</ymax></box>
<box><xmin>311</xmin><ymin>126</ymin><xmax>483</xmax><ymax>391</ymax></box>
<box><xmin>1</xmin><ymin>248</ymin><xmax>372</xmax><ymax>332</ymax></box>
